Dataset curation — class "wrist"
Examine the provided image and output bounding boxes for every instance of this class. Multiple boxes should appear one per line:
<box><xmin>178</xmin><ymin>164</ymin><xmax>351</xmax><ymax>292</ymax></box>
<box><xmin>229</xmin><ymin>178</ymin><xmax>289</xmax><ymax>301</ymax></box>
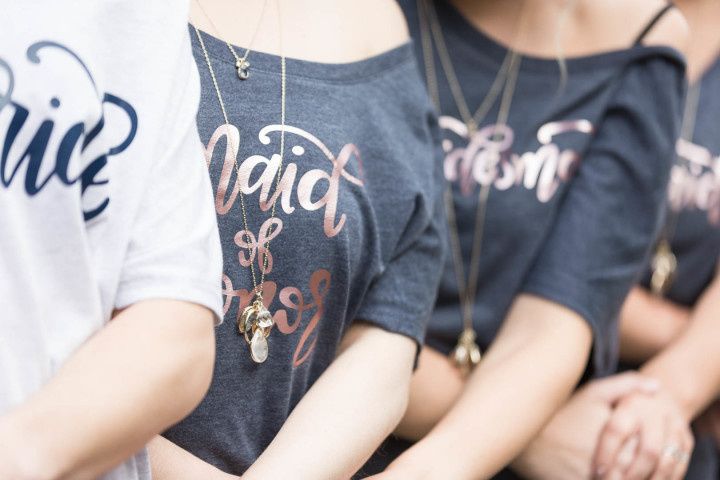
<box><xmin>0</xmin><ymin>411</ymin><xmax>60</xmax><ymax>480</ymax></box>
<box><xmin>639</xmin><ymin>367</ymin><xmax>698</xmax><ymax>421</ymax></box>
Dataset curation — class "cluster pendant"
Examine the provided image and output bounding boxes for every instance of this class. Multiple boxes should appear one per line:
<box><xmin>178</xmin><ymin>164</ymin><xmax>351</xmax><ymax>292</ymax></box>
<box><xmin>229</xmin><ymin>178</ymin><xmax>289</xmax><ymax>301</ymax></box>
<box><xmin>451</xmin><ymin>328</ymin><xmax>482</xmax><ymax>375</ymax></box>
<box><xmin>239</xmin><ymin>297</ymin><xmax>275</xmax><ymax>363</ymax></box>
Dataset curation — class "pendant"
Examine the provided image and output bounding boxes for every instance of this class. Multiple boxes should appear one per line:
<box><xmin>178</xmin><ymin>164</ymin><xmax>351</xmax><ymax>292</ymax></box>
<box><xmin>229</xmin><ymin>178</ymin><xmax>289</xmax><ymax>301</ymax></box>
<box><xmin>650</xmin><ymin>239</ymin><xmax>677</xmax><ymax>296</ymax></box>
<box><xmin>236</xmin><ymin>58</ymin><xmax>250</xmax><ymax>80</ymax></box>
<box><xmin>451</xmin><ymin>328</ymin><xmax>481</xmax><ymax>375</ymax></box>
<box><xmin>238</xmin><ymin>298</ymin><xmax>274</xmax><ymax>363</ymax></box>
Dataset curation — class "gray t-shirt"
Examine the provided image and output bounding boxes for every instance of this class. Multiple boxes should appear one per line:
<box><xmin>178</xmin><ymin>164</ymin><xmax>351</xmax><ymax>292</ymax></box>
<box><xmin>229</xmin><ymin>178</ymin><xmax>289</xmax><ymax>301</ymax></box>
<box><xmin>403</xmin><ymin>0</ymin><xmax>685</xmax><ymax>377</ymax></box>
<box><xmin>639</xmin><ymin>57</ymin><xmax>720</xmax><ymax>306</ymax></box>
<box><xmin>162</xmin><ymin>28</ymin><xmax>445</xmax><ymax>473</ymax></box>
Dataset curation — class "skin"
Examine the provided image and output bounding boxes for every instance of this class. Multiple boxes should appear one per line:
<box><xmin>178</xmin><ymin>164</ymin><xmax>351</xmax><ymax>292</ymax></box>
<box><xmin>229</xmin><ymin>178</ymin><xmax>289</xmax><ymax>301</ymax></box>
<box><xmin>149</xmin><ymin>2</ymin><xmax>420</xmax><ymax>479</ymax></box>
<box><xmin>512</xmin><ymin>374</ymin><xmax>661</xmax><ymax>480</ymax></box>
<box><xmin>0</xmin><ymin>300</ymin><xmax>216</xmax><ymax>480</ymax></box>
<box><xmin>619</xmin><ymin>288</ymin><xmax>690</xmax><ymax>365</ymax></box>
<box><xmin>369</xmin><ymin>1</ymin><xmax>690</xmax><ymax>479</ymax></box>
<box><xmin>189</xmin><ymin>0</ymin><xmax>409</xmax><ymax>63</ymax></box>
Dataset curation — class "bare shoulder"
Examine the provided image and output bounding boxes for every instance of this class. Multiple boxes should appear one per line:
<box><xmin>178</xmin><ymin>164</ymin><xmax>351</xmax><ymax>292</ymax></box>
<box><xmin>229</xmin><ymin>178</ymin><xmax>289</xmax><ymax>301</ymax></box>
<box><xmin>640</xmin><ymin>5</ymin><xmax>690</xmax><ymax>55</ymax></box>
<box><xmin>351</xmin><ymin>0</ymin><xmax>411</xmax><ymax>56</ymax></box>
<box><xmin>576</xmin><ymin>0</ymin><xmax>689</xmax><ymax>55</ymax></box>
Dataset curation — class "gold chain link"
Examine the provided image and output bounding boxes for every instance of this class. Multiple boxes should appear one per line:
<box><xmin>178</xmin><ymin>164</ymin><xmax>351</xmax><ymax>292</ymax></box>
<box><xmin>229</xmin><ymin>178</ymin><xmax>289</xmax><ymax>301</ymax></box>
<box><xmin>419</xmin><ymin>0</ymin><xmax>526</xmax><ymax>333</ymax></box>
<box><xmin>193</xmin><ymin>0</ymin><xmax>286</xmax><ymax>300</ymax></box>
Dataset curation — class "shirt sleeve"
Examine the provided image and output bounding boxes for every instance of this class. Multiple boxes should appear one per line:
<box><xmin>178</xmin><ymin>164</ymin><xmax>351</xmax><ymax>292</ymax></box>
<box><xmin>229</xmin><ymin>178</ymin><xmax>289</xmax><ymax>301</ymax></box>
<box><xmin>520</xmin><ymin>54</ymin><xmax>686</xmax><ymax>376</ymax></box>
<box><xmin>114</xmin><ymin>30</ymin><xmax>223</xmax><ymax>323</ymax></box>
<box><xmin>355</xmin><ymin>117</ymin><xmax>447</xmax><ymax>350</ymax></box>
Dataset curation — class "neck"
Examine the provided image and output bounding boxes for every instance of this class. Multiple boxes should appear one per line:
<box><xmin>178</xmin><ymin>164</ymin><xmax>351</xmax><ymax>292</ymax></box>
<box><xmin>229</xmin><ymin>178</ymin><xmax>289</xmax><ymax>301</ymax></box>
<box><xmin>189</xmin><ymin>0</ymin><xmax>409</xmax><ymax>63</ymax></box>
<box><xmin>449</xmin><ymin>0</ymin><xmax>571</xmax><ymax>55</ymax></box>
<box><xmin>675</xmin><ymin>0</ymin><xmax>720</xmax><ymax>82</ymax></box>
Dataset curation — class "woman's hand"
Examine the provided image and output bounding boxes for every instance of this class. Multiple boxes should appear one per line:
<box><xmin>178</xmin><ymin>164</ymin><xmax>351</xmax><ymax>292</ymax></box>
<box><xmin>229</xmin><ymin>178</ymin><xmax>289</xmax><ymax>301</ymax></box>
<box><xmin>513</xmin><ymin>373</ymin><xmax>660</xmax><ymax>480</ymax></box>
<box><xmin>593</xmin><ymin>388</ymin><xmax>693</xmax><ymax>480</ymax></box>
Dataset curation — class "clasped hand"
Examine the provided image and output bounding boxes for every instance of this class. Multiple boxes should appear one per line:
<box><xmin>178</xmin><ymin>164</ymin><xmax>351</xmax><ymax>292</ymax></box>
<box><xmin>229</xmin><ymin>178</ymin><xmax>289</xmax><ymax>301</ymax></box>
<box><xmin>593</xmin><ymin>380</ymin><xmax>693</xmax><ymax>480</ymax></box>
<box><xmin>516</xmin><ymin>372</ymin><xmax>692</xmax><ymax>480</ymax></box>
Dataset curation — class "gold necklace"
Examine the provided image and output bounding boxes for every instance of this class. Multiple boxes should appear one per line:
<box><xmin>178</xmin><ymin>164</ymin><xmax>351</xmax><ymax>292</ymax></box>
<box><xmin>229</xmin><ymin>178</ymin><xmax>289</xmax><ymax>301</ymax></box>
<box><xmin>193</xmin><ymin>0</ymin><xmax>286</xmax><ymax>364</ymax></box>
<box><xmin>419</xmin><ymin>0</ymin><xmax>527</xmax><ymax>374</ymax></box>
<box><xmin>194</xmin><ymin>0</ymin><xmax>270</xmax><ymax>80</ymax></box>
<box><xmin>650</xmin><ymin>82</ymin><xmax>702</xmax><ymax>296</ymax></box>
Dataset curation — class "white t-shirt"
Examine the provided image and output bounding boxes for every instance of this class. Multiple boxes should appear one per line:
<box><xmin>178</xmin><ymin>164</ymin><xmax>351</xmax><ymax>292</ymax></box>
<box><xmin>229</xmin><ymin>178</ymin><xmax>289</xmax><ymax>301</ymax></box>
<box><xmin>0</xmin><ymin>1</ymin><xmax>223</xmax><ymax>478</ymax></box>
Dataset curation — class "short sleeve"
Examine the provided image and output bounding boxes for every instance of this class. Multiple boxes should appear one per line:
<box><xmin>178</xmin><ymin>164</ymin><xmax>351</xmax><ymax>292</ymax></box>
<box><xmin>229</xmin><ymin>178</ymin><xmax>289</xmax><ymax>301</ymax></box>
<box><xmin>521</xmin><ymin>54</ymin><xmax>686</xmax><ymax>376</ymax></box>
<box><xmin>355</xmin><ymin>118</ymin><xmax>447</xmax><ymax>350</ymax></box>
<box><xmin>114</xmin><ymin>32</ymin><xmax>223</xmax><ymax>323</ymax></box>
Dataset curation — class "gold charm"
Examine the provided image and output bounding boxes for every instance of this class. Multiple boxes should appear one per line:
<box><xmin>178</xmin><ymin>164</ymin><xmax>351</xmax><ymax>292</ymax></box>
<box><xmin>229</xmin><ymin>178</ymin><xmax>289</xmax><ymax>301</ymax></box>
<box><xmin>238</xmin><ymin>298</ymin><xmax>274</xmax><ymax>363</ymax></box>
<box><xmin>236</xmin><ymin>58</ymin><xmax>250</xmax><ymax>80</ymax></box>
<box><xmin>650</xmin><ymin>239</ymin><xmax>677</xmax><ymax>296</ymax></box>
<box><xmin>451</xmin><ymin>328</ymin><xmax>481</xmax><ymax>374</ymax></box>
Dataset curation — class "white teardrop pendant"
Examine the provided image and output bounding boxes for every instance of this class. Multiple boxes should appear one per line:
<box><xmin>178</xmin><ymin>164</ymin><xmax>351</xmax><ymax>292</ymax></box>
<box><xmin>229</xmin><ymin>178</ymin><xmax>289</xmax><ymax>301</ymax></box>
<box><xmin>250</xmin><ymin>328</ymin><xmax>269</xmax><ymax>363</ymax></box>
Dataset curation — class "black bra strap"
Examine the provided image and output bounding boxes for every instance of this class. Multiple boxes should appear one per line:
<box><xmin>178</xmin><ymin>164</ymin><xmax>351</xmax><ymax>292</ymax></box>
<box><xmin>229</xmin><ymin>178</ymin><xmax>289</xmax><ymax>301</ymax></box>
<box><xmin>633</xmin><ymin>3</ymin><xmax>676</xmax><ymax>45</ymax></box>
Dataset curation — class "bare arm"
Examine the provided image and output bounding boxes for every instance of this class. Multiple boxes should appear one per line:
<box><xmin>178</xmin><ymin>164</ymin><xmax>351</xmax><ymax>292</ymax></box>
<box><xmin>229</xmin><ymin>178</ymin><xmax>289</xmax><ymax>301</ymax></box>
<box><xmin>243</xmin><ymin>323</ymin><xmax>415</xmax><ymax>480</ymax></box>
<box><xmin>640</xmin><ymin>275</ymin><xmax>720</xmax><ymax>420</ymax></box>
<box><xmin>384</xmin><ymin>295</ymin><xmax>592</xmax><ymax>480</ymax></box>
<box><xmin>618</xmin><ymin>287</ymin><xmax>691</xmax><ymax>364</ymax></box>
<box><xmin>0</xmin><ymin>300</ymin><xmax>215</xmax><ymax>480</ymax></box>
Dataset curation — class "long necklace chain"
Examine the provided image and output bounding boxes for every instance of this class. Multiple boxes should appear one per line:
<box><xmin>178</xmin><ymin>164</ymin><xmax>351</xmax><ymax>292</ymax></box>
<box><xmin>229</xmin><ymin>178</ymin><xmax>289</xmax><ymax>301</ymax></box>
<box><xmin>419</xmin><ymin>0</ymin><xmax>526</xmax><ymax>373</ymax></box>
<box><xmin>419</xmin><ymin>0</ymin><xmax>520</xmax><ymax>134</ymax></box>
<box><xmin>650</xmin><ymin>82</ymin><xmax>702</xmax><ymax>296</ymax></box>
<box><xmin>194</xmin><ymin>0</ymin><xmax>270</xmax><ymax>79</ymax></box>
<box><xmin>193</xmin><ymin>0</ymin><xmax>286</xmax><ymax>363</ymax></box>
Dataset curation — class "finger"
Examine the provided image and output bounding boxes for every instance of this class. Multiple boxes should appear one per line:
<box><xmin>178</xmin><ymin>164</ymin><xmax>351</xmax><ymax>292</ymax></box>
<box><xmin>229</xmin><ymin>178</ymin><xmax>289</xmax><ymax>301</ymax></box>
<box><xmin>602</xmin><ymin>467</ymin><xmax>624</xmax><ymax>480</ymax></box>
<box><xmin>587</xmin><ymin>373</ymin><xmax>660</xmax><ymax>404</ymax></box>
<box><xmin>649</xmin><ymin>445</ymin><xmax>677</xmax><ymax>480</ymax></box>
<box><xmin>594</xmin><ymin>408</ymin><xmax>639</xmax><ymax>477</ymax></box>
<box><xmin>615</xmin><ymin>434</ymin><xmax>639</xmax><ymax>474</ymax></box>
<box><xmin>624</xmin><ymin>415</ymin><xmax>666</xmax><ymax>480</ymax></box>
<box><xmin>650</xmin><ymin>423</ymin><xmax>691</xmax><ymax>480</ymax></box>
<box><xmin>669</xmin><ymin>428</ymin><xmax>694</xmax><ymax>480</ymax></box>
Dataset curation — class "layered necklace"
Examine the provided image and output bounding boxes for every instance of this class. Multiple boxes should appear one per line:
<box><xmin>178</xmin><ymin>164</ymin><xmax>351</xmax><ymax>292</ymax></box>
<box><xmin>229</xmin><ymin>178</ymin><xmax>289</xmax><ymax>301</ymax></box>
<box><xmin>193</xmin><ymin>0</ymin><xmax>285</xmax><ymax>363</ymax></box>
<box><xmin>419</xmin><ymin>0</ymin><xmax>528</xmax><ymax>374</ymax></box>
<box><xmin>650</xmin><ymin>82</ymin><xmax>702</xmax><ymax>296</ymax></box>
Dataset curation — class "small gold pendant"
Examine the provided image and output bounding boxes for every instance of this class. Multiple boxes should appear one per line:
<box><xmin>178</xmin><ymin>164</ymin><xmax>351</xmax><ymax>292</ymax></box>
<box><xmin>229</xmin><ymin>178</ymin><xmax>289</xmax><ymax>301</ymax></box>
<box><xmin>238</xmin><ymin>298</ymin><xmax>274</xmax><ymax>363</ymax></box>
<box><xmin>236</xmin><ymin>58</ymin><xmax>250</xmax><ymax>80</ymax></box>
<box><xmin>451</xmin><ymin>328</ymin><xmax>482</xmax><ymax>375</ymax></box>
<box><xmin>650</xmin><ymin>240</ymin><xmax>677</xmax><ymax>296</ymax></box>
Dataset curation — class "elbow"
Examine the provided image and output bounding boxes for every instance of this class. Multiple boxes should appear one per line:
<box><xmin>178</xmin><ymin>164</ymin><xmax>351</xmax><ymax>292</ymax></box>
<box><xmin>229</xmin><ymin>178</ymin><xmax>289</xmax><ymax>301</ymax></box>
<box><xmin>380</xmin><ymin>352</ymin><xmax>415</xmax><ymax>437</ymax></box>
<box><xmin>168</xmin><ymin>306</ymin><xmax>217</xmax><ymax>418</ymax></box>
<box><xmin>388</xmin><ymin>372</ymin><xmax>413</xmax><ymax>431</ymax></box>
